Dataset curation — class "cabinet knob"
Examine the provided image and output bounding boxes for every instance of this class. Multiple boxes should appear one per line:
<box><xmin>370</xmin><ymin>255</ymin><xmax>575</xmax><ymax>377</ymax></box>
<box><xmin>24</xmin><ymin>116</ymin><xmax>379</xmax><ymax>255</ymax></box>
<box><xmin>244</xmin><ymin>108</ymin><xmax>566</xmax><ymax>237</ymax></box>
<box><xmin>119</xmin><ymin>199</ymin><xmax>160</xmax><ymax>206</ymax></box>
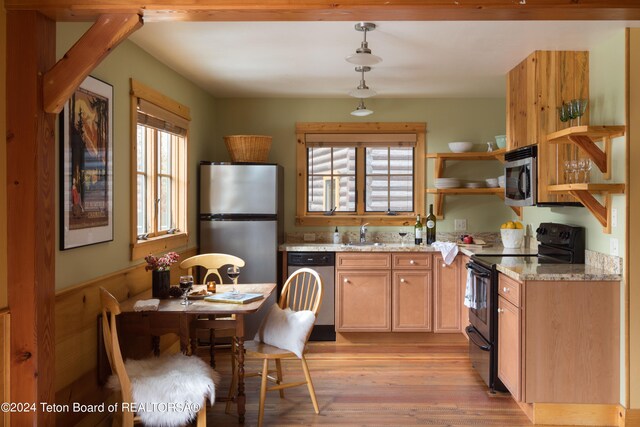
<box><xmin>503</xmin><ymin>287</ymin><xmax>510</xmax><ymax>293</ymax></box>
<box><xmin>442</xmin><ymin>263</ymin><xmax>446</xmax><ymax>268</ymax></box>
<box><xmin>497</xmin><ymin>308</ymin><xmax>504</xmax><ymax>314</ymax></box>
<box><xmin>343</xmin><ymin>278</ymin><xmax>349</xmax><ymax>284</ymax></box>
<box><xmin>409</xmin><ymin>260</ymin><xmax>416</xmax><ymax>265</ymax></box>
<box><xmin>400</xmin><ymin>278</ymin><xmax>406</xmax><ymax>283</ymax></box>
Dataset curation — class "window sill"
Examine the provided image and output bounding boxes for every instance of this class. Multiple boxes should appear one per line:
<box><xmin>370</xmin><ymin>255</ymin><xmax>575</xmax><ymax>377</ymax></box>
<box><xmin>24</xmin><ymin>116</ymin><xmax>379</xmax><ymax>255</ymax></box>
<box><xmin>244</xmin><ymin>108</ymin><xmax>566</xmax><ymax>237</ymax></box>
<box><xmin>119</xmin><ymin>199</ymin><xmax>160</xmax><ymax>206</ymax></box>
<box><xmin>296</xmin><ymin>215</ymin><xmax>422</xmax><ymax>227</ymax></box>
<box><xmin>131</xmin><ymin>232</ymin><xmax>189</xmax><ymax>260</ymax></box>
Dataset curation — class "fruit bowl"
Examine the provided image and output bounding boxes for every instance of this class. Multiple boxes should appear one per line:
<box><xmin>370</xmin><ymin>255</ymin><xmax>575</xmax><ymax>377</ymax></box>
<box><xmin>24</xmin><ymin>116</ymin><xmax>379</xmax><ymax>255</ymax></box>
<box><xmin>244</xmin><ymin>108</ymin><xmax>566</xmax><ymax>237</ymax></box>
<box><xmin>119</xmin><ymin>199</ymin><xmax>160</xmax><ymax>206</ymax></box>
<box><xmin>448</xmin><ymin>142</ymin><xmax>473</xmax><ymax>153</ymax></box>
<box><xmin>501</xmin><ymin>229</ymin><xmax>524</xmax><ymax>249</ymax></box>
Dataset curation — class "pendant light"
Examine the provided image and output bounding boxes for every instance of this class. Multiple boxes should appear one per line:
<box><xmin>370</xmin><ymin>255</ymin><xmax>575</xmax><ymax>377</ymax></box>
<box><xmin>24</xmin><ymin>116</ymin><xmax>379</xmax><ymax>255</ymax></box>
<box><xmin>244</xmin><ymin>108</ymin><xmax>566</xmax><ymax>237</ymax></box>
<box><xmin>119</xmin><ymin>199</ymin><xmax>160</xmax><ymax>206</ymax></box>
<box><xmin>345</xmin><ymin>22</ymin><xmax>382</xmax><ymax>66</ymax></box>
<box><xmin>349</xmin><ymin>66</ymin><xmax>377</xmax><ymax>98</ymax></box>
<box><xmin>351</xmin><ymin>99</ymin><xmax>373</xmax><ymax>117</ymax></box>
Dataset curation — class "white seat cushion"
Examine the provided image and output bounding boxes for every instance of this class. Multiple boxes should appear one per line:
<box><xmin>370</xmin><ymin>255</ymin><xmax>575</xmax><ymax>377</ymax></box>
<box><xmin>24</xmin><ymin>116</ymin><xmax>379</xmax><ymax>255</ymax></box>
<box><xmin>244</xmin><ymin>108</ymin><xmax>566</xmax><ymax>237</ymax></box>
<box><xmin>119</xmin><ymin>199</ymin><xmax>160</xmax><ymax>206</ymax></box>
<box><xmin>107</xmin><ymin>353</ymin><xmax>219</xmax><ymax>427</ymax></box>
<box><xmin>254</xmin><ymin>304</ymin><xmax>315</xmax><ymax>358</ymax></box>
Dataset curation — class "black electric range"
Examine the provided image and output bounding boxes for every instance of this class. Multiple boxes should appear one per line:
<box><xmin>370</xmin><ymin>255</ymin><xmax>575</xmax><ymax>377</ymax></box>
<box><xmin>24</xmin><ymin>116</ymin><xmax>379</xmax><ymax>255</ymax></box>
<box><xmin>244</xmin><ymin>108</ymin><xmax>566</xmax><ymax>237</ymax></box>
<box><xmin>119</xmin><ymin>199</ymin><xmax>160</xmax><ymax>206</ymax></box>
<box><xmin>465</xmin><ymin>222</ymin><xmax>585</xmax><ymax>393</ymax></box>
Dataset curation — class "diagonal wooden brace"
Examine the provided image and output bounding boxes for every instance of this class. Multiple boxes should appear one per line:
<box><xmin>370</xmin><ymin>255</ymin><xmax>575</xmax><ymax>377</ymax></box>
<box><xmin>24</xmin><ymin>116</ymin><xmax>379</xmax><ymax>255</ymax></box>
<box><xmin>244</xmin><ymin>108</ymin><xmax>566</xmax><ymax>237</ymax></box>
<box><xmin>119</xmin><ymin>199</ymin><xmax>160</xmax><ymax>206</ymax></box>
<box><xmin>570</xmin><ymin>190</ymin><xmax>610</xmax><ymax>232</ymax></box>
<box><xmin>567</xmin><ymin>135</ymin><xmax>609</xmax><ymax>178</ymax></box>
<box><xmin>43</xmin><ymin>13</ymin><xmax>143</xmax><ymax>114</ymax></box>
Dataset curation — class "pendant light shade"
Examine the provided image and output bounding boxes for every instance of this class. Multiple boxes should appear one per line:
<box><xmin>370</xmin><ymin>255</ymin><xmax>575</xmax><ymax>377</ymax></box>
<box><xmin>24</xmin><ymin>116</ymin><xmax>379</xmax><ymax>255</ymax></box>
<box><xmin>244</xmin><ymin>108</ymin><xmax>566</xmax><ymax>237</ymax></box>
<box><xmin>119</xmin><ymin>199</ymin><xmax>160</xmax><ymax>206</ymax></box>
<box><xmin>351</xmin><ymin>99</ymin><xmax>373</xmax><ymax>117</ymax></box>
<box><xmin>345</xmin><ymin>22</ymin><xmax>383</xmax><ymax>66</ymax></box>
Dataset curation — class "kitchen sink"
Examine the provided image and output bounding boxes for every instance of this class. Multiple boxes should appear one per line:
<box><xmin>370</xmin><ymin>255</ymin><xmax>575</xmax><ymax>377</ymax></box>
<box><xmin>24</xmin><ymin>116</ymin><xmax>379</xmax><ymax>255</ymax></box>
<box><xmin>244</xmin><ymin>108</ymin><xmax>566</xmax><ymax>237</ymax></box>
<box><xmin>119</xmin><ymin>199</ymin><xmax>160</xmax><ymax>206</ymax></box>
<box><xmin>343</xmin><ymin>242</ymin><xmax>385</xmax><ymax>247</ymax></box>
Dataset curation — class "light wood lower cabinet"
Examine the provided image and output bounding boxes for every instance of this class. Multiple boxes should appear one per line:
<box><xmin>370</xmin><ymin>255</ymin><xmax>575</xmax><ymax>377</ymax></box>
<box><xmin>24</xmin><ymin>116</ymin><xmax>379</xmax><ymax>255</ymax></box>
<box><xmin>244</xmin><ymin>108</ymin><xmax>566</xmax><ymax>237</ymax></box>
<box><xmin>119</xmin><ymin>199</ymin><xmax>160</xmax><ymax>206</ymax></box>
<box><xmin>433</xmin><ymin>255</ymin><xmax>462</xmax><ymax>333</ymax></box>
<box><xmin>496</xmin><ymin>272</ymin><xmax>620</xmax><ymax>405</ymax></box>
<box><xmin>336</xmin><ymin>269</ymin><xmax>391</xmax><ymax>332</ymax></box>
<box><xmin>392</xmin><ymin>270</ymin><xmax>432</xmax><ymax>332</ymax></box>
<box><xmin>497</xmin><ymin>295</ymin><xmax>521</xmax><ymax>401</ymax></box>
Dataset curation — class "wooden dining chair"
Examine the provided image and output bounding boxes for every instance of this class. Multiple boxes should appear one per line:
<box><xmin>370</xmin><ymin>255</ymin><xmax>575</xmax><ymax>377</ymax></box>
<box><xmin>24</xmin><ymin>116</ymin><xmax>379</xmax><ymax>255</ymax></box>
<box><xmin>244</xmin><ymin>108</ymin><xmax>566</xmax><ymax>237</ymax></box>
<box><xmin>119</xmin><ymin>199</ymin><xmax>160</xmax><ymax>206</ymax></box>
<box><xmin>226</xmin><ymin>268</ymin><xmax>323</xmax><ymax>426</ymax></box>
<box><xmin>180</xmin><ymin>253</ymin><xmax>245</xmax><ymax>368</ymax></box>
<box><xmin>99</xmin><ymin>287</ymin><xmax>215</xmax><ymax>427</ymax></box>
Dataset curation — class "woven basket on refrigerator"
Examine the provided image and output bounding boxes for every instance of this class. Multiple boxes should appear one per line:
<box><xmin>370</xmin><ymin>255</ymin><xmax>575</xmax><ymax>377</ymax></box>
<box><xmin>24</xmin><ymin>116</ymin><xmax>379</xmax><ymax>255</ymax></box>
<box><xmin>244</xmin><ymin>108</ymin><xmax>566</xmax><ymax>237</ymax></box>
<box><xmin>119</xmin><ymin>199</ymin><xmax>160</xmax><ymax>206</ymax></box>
<box><xmin>224</xmin><ymin>135</ymin><xmax>272</xmax><ymax>163</ymax></box>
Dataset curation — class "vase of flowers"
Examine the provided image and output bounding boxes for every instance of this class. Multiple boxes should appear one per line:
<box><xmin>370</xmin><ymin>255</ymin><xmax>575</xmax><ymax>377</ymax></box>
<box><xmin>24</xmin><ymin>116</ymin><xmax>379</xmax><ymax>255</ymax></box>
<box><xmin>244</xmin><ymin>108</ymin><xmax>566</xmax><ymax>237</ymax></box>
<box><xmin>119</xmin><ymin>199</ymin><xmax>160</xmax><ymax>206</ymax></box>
<box><xmin>145</xmin><ymin>252</ymin><xmax>179</xmax><ymax>299</ymax></box>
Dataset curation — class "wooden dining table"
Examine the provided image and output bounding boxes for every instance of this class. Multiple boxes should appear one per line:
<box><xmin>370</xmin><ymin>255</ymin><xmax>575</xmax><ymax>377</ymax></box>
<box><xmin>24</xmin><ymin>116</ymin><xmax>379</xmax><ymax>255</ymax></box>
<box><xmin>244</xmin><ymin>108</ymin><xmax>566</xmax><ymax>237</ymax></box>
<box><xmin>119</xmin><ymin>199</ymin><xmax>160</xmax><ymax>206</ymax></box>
<box><xmin>117</xmin><ymin>283</ymin><xmax>276</xmax><ymax>423</ymax></box>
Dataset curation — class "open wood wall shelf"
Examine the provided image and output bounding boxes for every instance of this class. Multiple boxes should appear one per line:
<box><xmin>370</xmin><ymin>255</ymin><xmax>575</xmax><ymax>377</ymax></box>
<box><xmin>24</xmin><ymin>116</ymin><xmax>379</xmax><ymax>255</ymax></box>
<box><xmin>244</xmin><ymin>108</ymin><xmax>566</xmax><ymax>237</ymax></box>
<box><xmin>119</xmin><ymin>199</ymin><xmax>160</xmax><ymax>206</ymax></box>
<box><xmin>425</xmin><ymin>188</ymin><xmax>521</xmax><ymax>218</ymax></box>
<box><xmin>426</xmin><ymin>148</ymin><xmax>519</xmax><ymax>219</ymax></box>
<box><xmin>546</xmin><ymin>125</ymin><xmax>626</xmax><ymax>180</ymax></box>
<box><xmin>547</xmin><ymin>183</ymin><xmax>625</xmax><ymax>233</ymax></box>
<box><xmin>426</xmin><ymin>148</ymin><xmax>506</xmax><ymax>162</ymax></box>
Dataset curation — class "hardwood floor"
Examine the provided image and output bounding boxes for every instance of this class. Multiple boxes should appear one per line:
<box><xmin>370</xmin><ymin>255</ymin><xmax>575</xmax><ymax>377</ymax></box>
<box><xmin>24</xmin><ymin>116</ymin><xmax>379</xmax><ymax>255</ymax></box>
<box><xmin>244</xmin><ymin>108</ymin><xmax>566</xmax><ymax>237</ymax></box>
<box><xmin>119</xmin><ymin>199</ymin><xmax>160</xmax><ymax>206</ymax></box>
<box><xmin>207</xmin><ymin>342</ymin><xmax>537</xmax><ymax>426</ymax></box>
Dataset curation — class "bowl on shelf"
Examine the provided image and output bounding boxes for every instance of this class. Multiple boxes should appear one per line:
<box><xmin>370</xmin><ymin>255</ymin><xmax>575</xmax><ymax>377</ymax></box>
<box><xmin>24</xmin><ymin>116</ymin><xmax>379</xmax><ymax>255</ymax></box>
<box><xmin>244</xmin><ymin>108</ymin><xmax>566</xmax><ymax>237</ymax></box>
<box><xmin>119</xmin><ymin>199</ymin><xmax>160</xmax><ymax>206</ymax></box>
<box><xmin>448</xmin><ymin>142</ymin><xmax>474</xmax><ymax>153</ymax></box>
<box><xmin>495</xmin><ymin>135</ymin><xmax>507</xmax><ymax>149</ymax></box>
<box><xmin>497</xmin><ymin>175</ymin><xmax>506</xmax><ymax>188</ymax></box>
<box><xmin>486</xmin><ymin>178</ymin><xmax>499</xmax><ymax>188</ymax></box>
<box><xmin>501</xmin><ymin>229</ymin><xmax>524</xmax><ymax>249</ymax></box>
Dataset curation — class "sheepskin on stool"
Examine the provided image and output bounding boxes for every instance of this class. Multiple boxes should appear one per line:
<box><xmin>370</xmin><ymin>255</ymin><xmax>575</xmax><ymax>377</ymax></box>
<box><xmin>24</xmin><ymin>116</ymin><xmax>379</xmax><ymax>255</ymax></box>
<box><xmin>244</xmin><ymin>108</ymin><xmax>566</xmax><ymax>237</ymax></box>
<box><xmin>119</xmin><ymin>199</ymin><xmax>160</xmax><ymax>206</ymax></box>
<box><xmin>107</xmin><ymin>352</ymin><xmax>220</xmax><ymax>427</ymax></box>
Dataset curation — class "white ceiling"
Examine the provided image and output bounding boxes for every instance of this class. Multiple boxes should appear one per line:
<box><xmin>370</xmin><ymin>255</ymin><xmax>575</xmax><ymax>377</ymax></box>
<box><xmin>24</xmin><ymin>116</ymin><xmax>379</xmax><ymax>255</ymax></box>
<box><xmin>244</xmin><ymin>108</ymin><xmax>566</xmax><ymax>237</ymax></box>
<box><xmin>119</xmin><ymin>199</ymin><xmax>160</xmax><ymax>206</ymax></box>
<box><xmin>130</xmin><ymin>21</ymin><xmax>638</xmax><ymax>98</ymax></box>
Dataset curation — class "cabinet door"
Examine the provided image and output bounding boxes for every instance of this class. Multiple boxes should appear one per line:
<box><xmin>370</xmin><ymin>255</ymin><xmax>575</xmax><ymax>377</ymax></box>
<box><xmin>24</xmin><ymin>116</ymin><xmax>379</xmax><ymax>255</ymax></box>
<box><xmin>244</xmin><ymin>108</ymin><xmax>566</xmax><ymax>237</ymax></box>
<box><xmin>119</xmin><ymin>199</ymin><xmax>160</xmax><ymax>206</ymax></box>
<box><xmin>433</xmin><ymin>255</ymin><xmax>461</xmax><ymax>333</ymax></box>
<box><xmin>506</xmin><ymin>55</ymin><xmax>533</xmax><ymax>151</ymax></box>
<box><xmin>336</xmin><ymin>270</ymin><xmax>391</xmax><ymax>332</ymax></box>
<box><xmin>498</xmin><ymin>296</ymin><xmax>521</xmax><ymax>401</ymax></box>
<box><xmin>392</xmin><ymin>270</ymin><xmax>432</xmax><ymax>332</ymax></box>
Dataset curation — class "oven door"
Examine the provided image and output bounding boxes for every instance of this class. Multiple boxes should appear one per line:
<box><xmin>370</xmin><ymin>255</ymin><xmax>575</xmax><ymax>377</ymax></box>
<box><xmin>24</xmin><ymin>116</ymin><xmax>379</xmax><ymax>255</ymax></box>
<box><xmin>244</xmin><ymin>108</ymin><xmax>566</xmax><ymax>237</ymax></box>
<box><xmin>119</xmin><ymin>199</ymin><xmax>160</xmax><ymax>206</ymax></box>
<box><xmin>466</xmin><ymin>261</ymin><xmax>491</xmax><ymax>340</ymax></box>
<box><xmin>504</xmin><ymin>157</ymin><xmax>536</xmax><ymax>207</ymax></box>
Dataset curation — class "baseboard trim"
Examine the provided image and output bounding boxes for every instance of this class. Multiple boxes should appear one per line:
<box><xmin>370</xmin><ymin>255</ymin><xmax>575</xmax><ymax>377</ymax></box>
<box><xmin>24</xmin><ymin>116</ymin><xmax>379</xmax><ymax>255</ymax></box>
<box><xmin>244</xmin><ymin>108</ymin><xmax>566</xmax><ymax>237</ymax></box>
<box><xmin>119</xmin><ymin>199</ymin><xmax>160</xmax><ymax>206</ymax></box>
<box><xmin>619</xmin><ymin>407</ymin><xmax>640</xmax><ymax>427</ymax></box>
<box><xmin>532</xmin><ymin>403</ymin><xmax>619</xmax><ymax>426</ymax></box>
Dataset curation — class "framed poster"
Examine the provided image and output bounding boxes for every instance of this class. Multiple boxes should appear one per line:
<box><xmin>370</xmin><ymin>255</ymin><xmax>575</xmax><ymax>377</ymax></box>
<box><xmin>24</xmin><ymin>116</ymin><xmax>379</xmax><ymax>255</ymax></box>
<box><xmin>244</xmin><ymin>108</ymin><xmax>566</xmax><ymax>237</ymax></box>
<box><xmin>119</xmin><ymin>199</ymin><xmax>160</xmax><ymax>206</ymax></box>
<box><xmin>60</xmin><ymin>76</ymin><xmax>113</xmax><ymax>250</ymax></box>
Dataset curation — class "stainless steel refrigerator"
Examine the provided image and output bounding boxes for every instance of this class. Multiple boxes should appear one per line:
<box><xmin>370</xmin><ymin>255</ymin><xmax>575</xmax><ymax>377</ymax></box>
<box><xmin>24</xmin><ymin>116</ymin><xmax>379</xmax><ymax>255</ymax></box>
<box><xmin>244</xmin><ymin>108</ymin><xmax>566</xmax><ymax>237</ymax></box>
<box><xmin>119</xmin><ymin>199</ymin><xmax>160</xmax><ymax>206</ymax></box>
<box><xmin>199</xmin><ymin>162</ymin><xmax>284</xmax><ymax>336</ymax></box>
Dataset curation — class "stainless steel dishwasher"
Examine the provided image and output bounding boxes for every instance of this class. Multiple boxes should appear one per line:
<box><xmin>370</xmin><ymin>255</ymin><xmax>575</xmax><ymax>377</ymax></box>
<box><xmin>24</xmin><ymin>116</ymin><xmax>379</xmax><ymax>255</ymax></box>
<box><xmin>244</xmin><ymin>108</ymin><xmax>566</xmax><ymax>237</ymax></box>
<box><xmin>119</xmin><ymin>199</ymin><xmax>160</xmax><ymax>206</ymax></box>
<box><xmin>287</xmin><ymin>252</ymin><xmax>335</xmax><ymax>341</ymax></box>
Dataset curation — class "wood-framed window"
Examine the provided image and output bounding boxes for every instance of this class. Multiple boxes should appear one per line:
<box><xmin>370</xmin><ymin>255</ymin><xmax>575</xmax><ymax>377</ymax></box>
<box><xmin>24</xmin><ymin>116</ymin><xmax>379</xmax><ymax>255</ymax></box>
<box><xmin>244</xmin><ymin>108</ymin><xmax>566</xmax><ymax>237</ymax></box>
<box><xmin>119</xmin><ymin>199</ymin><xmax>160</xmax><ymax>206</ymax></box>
<box><xmin>296</xmin><ymin>122</ymin><xmax>426</xmax><ymax>226</ymax></box>
<box><xmin>130</xmin><ymin>79</ymin><xmax>189</xmax><ymax>259</ymax></box>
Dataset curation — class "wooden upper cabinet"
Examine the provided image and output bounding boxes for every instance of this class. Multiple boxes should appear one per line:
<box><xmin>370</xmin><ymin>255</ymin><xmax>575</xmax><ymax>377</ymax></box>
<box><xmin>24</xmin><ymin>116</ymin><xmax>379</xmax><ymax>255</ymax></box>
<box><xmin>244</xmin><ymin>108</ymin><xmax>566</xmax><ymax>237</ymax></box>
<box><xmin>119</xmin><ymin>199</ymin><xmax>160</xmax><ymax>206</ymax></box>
<box><xmin>506</xmin><ymin>51</ymin><xmax>589</xmax><ymax>204</ymax></box>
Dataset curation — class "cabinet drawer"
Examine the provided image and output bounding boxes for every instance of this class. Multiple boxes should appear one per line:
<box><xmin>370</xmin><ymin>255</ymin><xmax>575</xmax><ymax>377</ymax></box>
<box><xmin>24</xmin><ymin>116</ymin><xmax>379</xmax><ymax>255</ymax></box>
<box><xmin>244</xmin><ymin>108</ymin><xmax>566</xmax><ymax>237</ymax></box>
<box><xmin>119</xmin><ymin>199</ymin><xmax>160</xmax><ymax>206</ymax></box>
<box><xmin>392</xmin><ymin>253</ymin><xmax>431</xmax><ymax>270</ymax></box>
<box><xmin>499</xmin><ymin>274</ymin><xmax>521</xmax><ymax>307</ymax></box>
<box><xmin>336</xmin><ymin>253</ymin><xmax>391</xmax><ymax>270</ymax></box>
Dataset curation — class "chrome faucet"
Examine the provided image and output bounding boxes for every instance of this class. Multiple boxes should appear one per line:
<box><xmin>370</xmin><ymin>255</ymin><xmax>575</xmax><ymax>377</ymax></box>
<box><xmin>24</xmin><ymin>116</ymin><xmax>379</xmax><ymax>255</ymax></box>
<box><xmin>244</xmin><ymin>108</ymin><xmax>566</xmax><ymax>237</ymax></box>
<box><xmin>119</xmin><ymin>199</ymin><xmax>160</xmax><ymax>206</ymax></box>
<box><xmin>360</xmin><ymin>223</ymin><xmax>369</xmax><ymax>243</ymax></box>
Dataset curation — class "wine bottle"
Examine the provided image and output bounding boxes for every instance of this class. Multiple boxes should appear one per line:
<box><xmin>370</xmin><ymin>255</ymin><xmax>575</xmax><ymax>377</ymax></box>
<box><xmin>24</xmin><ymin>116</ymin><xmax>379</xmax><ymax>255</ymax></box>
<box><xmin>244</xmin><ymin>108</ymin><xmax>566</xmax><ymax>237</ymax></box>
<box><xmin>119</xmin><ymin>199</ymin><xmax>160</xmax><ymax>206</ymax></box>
<box><xmin>414</xmin><ymin>214</ymin><xmax>423</xmax><ymax>245</ymax></box>
<box><xmin>426</xmin><ymin>204</ymin><xmax>436</xmax><ymax>245</ymax></box>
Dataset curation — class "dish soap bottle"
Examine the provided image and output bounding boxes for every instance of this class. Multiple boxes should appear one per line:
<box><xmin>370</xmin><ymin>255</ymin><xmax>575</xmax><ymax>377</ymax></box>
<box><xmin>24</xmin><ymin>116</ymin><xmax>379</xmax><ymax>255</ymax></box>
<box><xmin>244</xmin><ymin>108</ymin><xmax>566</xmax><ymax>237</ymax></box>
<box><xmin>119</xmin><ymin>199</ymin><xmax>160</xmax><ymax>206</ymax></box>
<box><xmin>333</xmin><ymin>227</ymin><xmax>340</xmax><ymax>244</ymax></box>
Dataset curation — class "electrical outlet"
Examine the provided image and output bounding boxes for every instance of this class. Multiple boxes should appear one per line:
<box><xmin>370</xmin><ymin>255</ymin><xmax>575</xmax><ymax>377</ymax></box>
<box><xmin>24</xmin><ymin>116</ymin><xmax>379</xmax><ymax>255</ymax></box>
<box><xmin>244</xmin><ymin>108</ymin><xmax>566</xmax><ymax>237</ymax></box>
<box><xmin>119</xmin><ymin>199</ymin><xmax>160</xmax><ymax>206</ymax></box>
<box><xmin>303</xmin><ymin>233</ymin><xmax>316</xmax><ymax>242</ymax></box>
<box><xmin>610</xmin><ymin>238</ymin><xmax>619</xmax><ymax>257</ymax></box>
<box><xmin>612</xmin><ymin>208</ymin><xmax>618</xmax><ymax>228</ymax></box>
<box><xmin>454</xmin><ymin>219</ymin><xmax>467</xmax><ymax>231</ymax></box>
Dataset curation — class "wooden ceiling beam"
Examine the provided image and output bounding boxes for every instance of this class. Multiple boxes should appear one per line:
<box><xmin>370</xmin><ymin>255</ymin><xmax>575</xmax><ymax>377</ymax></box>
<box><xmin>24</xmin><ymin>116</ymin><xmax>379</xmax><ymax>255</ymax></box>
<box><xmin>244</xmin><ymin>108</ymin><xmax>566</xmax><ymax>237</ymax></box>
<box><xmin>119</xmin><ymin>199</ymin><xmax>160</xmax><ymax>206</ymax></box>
<box><xmin>43</xmin><ymin>13</ymin><xmax>142</xmax><ymax>114</ymax></box>
<box><xmin>5</xmin><ymin>0</ymin><xmax>640</xmax><ymax>22</ymax></box>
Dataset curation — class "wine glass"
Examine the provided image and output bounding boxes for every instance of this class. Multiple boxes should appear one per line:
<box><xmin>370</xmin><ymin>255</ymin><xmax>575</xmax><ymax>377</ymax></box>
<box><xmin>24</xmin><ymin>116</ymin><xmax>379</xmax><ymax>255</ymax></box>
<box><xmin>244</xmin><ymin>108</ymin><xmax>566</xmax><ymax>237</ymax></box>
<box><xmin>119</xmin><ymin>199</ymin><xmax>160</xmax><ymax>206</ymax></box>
<box><xmin>227</xmin><ymin>266</ymin><xmax>240</xmax><ymax>294</ymax></box>
<box><xmin>563</xmin><ymin>160</ymin><xmax>572</xmax><ymax>184</ymax></box>
<box><xmin>570</xmin><ymin>160</ymin><xmax>580</xmax><ymax>184</ymax></box>
<box><xmin>572</xmin><ymin>99</ymin><xmax>588</xmax><ymax>126</ymax></box>
<box><xmin>567</xmin><ymin>99</ymin><xmax>579</xmax><ymax>126</ymax></box>
<box><xmin>558</xmin><ymin>102</ymin><xmax>570</xmax><ymax>124</ymax></box>
<box><xmin>398</xmin><ymin>229</ymin><xmax>408</xmax><ymax>246</ymax></box>
<box><xmin>179</xmin><ymin>275</ymin><xmax>194</xmax><ymax>306</ymax></box>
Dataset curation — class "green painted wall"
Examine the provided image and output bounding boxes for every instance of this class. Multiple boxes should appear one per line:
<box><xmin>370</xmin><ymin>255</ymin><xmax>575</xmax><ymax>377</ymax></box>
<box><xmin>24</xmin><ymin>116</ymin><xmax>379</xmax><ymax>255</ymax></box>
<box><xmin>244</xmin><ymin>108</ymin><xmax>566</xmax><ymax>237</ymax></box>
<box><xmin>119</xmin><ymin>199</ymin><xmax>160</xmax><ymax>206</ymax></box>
<box><xmin>55</xmin><ymin>24</ymin><xmax>217</xmax><ymax>290</ymax></box>
<box><xmin>211</xmin><ymin>98</ymin><xmax>513</xmax><ymax>235</ymax></box>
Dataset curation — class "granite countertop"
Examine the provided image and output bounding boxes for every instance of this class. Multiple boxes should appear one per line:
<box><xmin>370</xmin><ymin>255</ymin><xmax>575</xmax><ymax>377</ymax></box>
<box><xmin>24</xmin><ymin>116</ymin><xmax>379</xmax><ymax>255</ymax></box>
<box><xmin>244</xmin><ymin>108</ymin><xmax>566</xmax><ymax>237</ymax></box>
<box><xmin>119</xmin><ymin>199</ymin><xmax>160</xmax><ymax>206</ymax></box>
<box><xmin>493</xmin><ymin>257</ymin><xmax>622</xmax><ymax>282</ymax></box>
<box><xmin>279</xmin><ymin>242</ymin><xmax>539</xmax><ymax>257</ymax></box>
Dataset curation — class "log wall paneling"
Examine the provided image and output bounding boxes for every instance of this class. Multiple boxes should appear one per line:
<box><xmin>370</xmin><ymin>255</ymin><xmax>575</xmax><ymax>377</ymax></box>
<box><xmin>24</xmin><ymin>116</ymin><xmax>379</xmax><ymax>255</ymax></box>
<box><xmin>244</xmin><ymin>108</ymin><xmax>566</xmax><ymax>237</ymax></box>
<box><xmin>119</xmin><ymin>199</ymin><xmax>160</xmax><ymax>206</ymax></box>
<box><xmin>54</xmin><ymin>248</ymin><xmax>196</xmax><ymax>427</ymax></box>
<box><xmin>6</xmin><ymin>10</ymin><xmax>56</xmax><ymax>425</ymax></box>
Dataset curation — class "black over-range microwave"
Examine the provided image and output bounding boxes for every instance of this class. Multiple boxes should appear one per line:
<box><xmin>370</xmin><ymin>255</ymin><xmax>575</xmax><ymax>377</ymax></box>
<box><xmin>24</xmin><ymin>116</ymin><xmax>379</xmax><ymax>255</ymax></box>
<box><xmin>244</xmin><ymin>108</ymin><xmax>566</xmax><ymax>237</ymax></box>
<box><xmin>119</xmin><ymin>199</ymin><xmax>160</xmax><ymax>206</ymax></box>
<box><xmin>503</xmin><ymin>145</ymin><xmax>581</xmax><ymax>207</ymax></box>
